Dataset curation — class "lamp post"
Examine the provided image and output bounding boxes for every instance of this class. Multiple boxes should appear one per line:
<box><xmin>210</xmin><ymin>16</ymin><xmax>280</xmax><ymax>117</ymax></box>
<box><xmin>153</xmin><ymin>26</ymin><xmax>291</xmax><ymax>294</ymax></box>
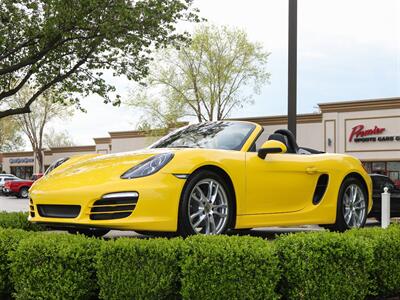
<box><xmin>288</xmin><ymin>0</ymin><xmax>297</xmax><ymax>137</ymax></box>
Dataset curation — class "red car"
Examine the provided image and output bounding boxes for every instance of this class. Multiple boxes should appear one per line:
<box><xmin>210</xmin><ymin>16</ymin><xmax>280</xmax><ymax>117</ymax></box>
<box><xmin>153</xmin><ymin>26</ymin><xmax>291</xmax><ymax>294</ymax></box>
<box><xmin>2</xmin><ymin>173</ymin><xmax>43</xmax><ymax>198</ymax></box>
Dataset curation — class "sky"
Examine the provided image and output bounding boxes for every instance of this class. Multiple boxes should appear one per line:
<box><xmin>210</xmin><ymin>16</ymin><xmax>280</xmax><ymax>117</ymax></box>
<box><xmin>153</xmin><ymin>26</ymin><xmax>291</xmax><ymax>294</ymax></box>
<box><xmin>49</xmin><ymin>0</ymin><xmax>400</xmax><ymax>146</ymax></box>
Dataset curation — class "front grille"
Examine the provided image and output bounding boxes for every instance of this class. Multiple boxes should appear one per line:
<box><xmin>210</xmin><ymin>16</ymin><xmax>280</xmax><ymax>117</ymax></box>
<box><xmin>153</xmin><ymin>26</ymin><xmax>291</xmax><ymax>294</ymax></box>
<box><xmin>90</xmin><ymin>192</ymin><xmax>138</xmax><ymax>220</ymax></box>
<box><xmin>37</xmin><ymin>205</ymin><xmax>81</xmax><ymax>218</ymax></box>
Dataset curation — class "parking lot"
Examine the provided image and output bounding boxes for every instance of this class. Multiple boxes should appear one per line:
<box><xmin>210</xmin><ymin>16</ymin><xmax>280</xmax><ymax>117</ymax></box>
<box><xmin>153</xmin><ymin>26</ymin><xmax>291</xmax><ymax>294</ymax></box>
<box><xmin>1</xmin><ymin>194</ymin><xmax>382</xmax><ymax>238</ymax></box>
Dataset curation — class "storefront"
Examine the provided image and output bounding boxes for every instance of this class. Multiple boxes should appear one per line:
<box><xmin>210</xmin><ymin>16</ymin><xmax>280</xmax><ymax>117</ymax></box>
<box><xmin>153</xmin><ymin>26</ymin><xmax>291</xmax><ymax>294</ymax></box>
<box><xmin>1</xmin><ymin>97</ymin><xmax>400</xmax><ymax>184</ymax></box>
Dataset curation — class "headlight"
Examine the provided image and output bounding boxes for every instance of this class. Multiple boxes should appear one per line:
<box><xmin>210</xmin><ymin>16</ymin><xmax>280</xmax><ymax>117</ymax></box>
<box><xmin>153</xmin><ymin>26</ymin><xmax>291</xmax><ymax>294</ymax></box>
<box><xmin>121</xmin><ymin>153</ymin><xmax>174</xmax><ymax>179</ymax></box>
<box><xmin>45</xmin><ymin>157</ymin><xmax>70</xmax><ymax>175</ymax></box>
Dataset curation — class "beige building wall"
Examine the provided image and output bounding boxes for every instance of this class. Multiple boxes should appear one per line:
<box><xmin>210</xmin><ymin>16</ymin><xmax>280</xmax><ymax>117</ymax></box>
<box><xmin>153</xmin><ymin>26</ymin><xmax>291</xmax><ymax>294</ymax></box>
<box><xmin>2</xmin><ymin>97</ymin><xmax>400</xmax><ymax>181</ymax></box>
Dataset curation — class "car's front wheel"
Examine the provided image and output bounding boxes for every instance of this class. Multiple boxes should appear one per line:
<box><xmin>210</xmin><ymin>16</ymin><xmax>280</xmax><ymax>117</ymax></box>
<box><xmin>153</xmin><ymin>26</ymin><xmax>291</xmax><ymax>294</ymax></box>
<box><xmin>330</xmin><ymin>177</ymin><xmax>368</xmax><ymax>231</ymax></box>
<box><xmin>178</xmin><ymin>170</ymin><xmax>234</xmax><ymax>236</ymax></box>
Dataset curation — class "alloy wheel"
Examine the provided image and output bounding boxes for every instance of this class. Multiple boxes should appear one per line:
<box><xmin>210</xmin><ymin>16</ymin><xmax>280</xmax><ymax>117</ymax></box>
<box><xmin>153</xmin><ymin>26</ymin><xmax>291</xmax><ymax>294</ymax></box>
<box><xmin>188</xmin><ymin>178</ymin><xmax>228</xmax><ymax>234</ymax></box>
<box><xmin>21</xmin><ymin>189</ymin><xmax>28</xmax><ymax>198</ymax></box>
<box><xmin>343</xmin><ymin>184</ymin><xmax>366</xmax><ymax>228</ymax></box>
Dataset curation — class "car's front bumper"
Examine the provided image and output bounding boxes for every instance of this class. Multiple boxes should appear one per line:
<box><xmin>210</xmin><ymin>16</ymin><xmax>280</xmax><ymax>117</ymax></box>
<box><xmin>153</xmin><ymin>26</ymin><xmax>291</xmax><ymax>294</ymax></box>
<box><xmin>29</xmin><ymin>172</ymin><xmax>186</xmax><ymax>232</ymax></box>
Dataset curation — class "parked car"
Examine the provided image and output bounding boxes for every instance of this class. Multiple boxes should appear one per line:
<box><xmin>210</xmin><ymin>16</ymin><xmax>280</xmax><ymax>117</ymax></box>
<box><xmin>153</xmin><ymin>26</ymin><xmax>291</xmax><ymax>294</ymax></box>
<box><xmin>0</xmin><ymin>174</ymin><xmax>19</xmax><ymax>194</ymax></box>
<box><xmin>368</xmin><ymin>174</ymin><xmax>400</xmax><ymax>221</ymax></box>
<box><xmin>29</xmin><ymin>121</ymin><xmax>372</xmax><ymax>237</ymax></box>
<box><xmin>3</xmin><ymin>174</ymin><xmax>43</xmax><ymax>198</ymax></box>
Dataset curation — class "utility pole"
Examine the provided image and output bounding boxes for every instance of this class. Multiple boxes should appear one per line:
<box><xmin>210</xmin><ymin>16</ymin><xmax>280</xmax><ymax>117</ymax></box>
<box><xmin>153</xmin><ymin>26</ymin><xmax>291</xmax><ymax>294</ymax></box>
<box><xmin>288</xmin><ymin>0</ymin><xmax>297</xmax><ymax>137</ymax></box>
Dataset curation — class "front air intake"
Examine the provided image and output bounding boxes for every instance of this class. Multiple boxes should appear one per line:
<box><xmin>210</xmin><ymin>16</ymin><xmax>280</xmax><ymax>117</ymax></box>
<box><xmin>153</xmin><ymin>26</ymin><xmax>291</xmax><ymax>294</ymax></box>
<box><xmin>37</xmin><ymin>205</ymin><xmax>81</xmax><ymax>218</ymax></box>
<box><xmin>90</xmin><ymin>192</ymin><xmax>138</xmax><ymax>220</ymax></box>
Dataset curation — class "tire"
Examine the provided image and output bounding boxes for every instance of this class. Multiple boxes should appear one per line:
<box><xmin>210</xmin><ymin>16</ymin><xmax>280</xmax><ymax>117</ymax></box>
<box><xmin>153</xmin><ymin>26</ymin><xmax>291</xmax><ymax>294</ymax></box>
<box><xmin>19</xmin><ymin>187</ymin><xmax>29</xmax><ymax>198</ymax></box>
<box><xmin>68</xmin><ymin>228</ymin><xmax>110</xmax><ymax>238</ymax></box>
<box><xmin>178</xmin><ymin>170</ymin><xmax>234</xmax><ymax>236</ymax></box>
<box><xmin>329</xmin><ymin>177</ymin><xmax>368</xmax><ymax>232</ymax></box>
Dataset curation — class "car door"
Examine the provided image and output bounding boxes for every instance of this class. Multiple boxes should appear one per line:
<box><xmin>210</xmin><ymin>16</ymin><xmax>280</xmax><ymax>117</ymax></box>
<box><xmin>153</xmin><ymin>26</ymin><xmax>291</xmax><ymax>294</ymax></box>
<box><xmin>245</xmin><ymin>152</ymin><xmax>321</xmax><ymax>214</ymax></box>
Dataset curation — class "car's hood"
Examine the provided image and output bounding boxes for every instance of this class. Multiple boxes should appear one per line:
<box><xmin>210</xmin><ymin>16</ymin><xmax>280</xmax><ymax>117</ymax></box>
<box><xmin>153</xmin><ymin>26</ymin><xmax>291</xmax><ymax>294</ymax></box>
<box><xmin>36</xmin><ymin>148</ymin><xmax>176</xmax><ymax>187</ymax></box>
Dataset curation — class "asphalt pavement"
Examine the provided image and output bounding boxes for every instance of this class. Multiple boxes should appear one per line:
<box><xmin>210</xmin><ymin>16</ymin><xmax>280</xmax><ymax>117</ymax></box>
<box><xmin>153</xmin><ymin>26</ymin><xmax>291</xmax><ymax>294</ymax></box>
<box><xmin>0</xmin><ymin>194</ymin><xmax>380</xmax><ymax>239</ymax></box>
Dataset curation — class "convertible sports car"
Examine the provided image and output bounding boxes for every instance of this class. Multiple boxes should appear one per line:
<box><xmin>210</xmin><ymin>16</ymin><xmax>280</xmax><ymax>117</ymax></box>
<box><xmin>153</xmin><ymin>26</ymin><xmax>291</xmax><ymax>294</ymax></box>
<box><xmin>28</xmin><ymin>121</ymin><xmax>372</xmax><ymax>237</ymax></box>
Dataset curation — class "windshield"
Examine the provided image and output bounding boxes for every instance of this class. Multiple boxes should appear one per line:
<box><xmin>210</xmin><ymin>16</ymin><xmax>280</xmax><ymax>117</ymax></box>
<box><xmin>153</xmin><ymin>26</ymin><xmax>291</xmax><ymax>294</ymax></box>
<box><xmin>150</xmin><ymin>122</ymin><xmax>255</xmax><ymax>151</ymax></box>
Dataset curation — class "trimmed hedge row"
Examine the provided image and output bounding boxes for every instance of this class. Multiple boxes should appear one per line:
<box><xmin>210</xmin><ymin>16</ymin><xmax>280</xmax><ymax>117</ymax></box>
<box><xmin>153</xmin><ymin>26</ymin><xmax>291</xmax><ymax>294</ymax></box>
<box><xmin>10</xmin><ymin>234</ymin><xmax>100</xmax><ymax>300</ymax></box>
<box><xmin>0</xmin><ymin>211</ymin><xmax>45</xmax><ymax>231</ymax></box>
<box><xmin>1</xmin><ymin>224</ymin><xmax>400</xmax><ymax>299</ymax></box>
<box><xmin>181</xmin><ymin>235</ymin><xmax>280</xmax><ymax>300</ymax></box>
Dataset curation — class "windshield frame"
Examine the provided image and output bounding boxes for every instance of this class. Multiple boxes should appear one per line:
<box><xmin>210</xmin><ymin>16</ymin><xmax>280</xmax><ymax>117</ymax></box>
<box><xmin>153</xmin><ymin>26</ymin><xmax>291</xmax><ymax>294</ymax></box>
<box><xmin>149</xmin><ymin>121</ymin><xmax>260</xmax><ymax>152</ymax></box>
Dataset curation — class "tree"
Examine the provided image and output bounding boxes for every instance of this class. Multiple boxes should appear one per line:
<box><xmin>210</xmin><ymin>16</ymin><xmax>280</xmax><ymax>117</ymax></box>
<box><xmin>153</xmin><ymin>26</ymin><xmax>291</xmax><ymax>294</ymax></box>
<box><xmin>0</xmin><ymin>117</ymin><xmax>25</xmax><ymax>152</ymax></box>
<box><xmin>0</xmin><ymin>0</ymin><xmax>199</xmax><ymax>119</ymax></box>
<box><xmin>13</xmin><ymin>87</ymin><xmax>73</xmax><ymax>172</ymax></box>
<box><xmin>128</xmin><ymin>25</ymin><xmax>270</xmax><ymax>125</ymax></box>
<box><xmin>43</xmin><ymin>128</ymin><xmax>74</xmax><ymax>148</ymax></box>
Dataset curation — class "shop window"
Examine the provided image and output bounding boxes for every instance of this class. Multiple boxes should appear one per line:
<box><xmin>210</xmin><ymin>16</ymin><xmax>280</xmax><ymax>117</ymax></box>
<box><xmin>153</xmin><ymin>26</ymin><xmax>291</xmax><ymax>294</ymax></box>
<box><xmin>372</xmin><ymin>162</ymin><xmax>386</xmax><ymax>174</ymax></box>
<box><xmin>362</xmin><ymin>162</ymin><xmax>372</xmax><ymax>173</ymax></box>
<box><xmin>387</xmin><ymin>162</ymin><xmax>400</xmax><ymax>172</ymax></box>
<box><xmin>10</xmin><ymin>166</ymin><xmax>33</xmax><ymax>179</ymax></box>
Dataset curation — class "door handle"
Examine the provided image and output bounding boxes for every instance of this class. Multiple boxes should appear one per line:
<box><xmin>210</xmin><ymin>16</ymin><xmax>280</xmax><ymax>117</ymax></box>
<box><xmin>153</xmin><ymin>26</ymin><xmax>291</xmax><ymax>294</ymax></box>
<box><xmin>306</xmin><ymin>167</ymin><xmax>318</xmax><ymax>175</ymax></box>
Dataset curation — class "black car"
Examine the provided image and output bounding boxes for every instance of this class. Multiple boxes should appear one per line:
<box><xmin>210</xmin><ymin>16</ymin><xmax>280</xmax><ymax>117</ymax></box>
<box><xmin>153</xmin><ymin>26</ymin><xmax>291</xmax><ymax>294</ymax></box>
<box><xmin>368</xmin><ymin>174</ymin><xmax>400</xmax><ymax>220</ymax></box>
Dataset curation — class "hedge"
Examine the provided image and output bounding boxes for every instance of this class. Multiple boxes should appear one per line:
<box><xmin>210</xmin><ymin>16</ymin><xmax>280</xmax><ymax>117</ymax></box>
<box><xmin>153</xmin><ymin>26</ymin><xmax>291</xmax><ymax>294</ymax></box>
<box><xmin>96</xmin><ymin>237</ymin><xmax>184</xmax><ymax>300</ymax></box>
<box><xmin>0</xmin><ymin>229</ymin><xmax>31</xmax><ymax>299</ymax></box>
<box><xmin>0</xmin><ymin>211</ymin><xmax>45</xmax><ymax>231</ymax></box>
<box><xmin>0</xmin><ymin>215</ymin><xmax>400</xmax><ymax>299</ymax></box>
<box><xmin>346</xmin><ymin>225</ymin><xmax>400</xmax><ymax>297</ymax></box>
<box><xmin>180</xmin><ymin>235</ymin><xmax>281</xmax><ymax>300</ymax></box>
<box><xmin>10</xmin><ymin>233</ymin><xmax>100</xmax><ymax>300</ymax></box>
<box><xmin>275</xmin><ymin>231</ymin><xmax>374</xmax><ymax>300</ymax></box>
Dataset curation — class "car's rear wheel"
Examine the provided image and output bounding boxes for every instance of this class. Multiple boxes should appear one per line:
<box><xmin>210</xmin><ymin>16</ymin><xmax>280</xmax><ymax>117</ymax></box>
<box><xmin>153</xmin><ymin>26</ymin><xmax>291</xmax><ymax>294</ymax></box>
<box><xmin>19</xmin><ymin>187</ymin><xmax>29</xmax><ymax>199</ymax></box>
<box><xmin>178</xmin><ymin>170</ymin><xmax>234</xmax><ymax>236</ymax></box>
<box><xmin>68</xmin><ymin>228</ymin><xmax>110</xmax><ymax>238</ymax></box>
<box><xmin>330</xmin><ymin>177</ymin><xmax>368</xmax><ymax>232</ymax></box>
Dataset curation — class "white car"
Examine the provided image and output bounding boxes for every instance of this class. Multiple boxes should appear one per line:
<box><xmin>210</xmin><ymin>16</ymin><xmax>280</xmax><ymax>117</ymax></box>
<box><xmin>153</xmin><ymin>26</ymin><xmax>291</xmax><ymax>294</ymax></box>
<box><xmin>0</xmin><ymin>174</ymin><xmax>19</xmax><ymax>192</ymax></box>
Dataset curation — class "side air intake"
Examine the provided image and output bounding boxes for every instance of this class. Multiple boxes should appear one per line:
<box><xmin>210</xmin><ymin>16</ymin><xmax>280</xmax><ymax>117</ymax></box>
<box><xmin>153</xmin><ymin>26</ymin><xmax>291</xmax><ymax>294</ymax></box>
<box><xmin>312</xmin><ymin>174</ymin><xmax>329</xmax><ymax>205</ymax></box>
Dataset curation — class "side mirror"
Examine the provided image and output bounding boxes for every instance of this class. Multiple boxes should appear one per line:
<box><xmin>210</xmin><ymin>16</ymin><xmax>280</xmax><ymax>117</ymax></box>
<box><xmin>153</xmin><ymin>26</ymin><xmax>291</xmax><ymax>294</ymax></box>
<box><xmin>258</xmin><ymin>140</ymin><xmax>287</xmax><ymax>159</ymax></box>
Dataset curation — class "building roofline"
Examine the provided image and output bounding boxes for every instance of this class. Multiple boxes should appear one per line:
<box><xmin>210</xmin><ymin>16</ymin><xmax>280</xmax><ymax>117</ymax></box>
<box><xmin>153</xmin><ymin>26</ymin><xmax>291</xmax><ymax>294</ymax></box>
<box><xmin>233</xmin><ymin>113</ymin><xmax>322</xmax><ymax>125</ymax></box>
<box><xmin>49</xmin><ymin>145</ymin><xmax>96</xmax><ymax>153</ymax></box>
<box><xmin>108</xmin><ymin>130</ymin><xmax>147</xmax><ymax>139</ymax></box>
<box><xmin>93</xmin><ymin>137</ymin><xmax>111</xmax><ymax>144</ymax></box>
<box><xmin>318</xmin><ymin>97</ymin><xmax>400</xmax><ymax>113</ymax></box>
<box><xmin>2</xmin><ymin>151</ymin><xmax>34</xmax><ymax>158</ymax></box>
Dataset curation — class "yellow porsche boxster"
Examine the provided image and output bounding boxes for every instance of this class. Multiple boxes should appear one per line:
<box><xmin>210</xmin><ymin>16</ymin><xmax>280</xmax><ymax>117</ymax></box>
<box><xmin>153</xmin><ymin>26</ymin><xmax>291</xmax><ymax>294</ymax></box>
<box><xmin>29</xmin><ymin>121</ymin><xmax>372</xmax><ymax>237</ymax></box>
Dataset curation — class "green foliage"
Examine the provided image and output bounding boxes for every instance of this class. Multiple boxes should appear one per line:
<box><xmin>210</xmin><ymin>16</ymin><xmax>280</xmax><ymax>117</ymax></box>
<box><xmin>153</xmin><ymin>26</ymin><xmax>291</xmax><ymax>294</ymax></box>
<box><xmin>0</xmin><ymin>0</ymin><xmax>199</xmax><ymax>119</ymax></box>
<box><xmin>128</xmin><ymin>25</ymin><xmax>270</xmax><ymax>126</ymax></box>
<box><xmin>0</xmin><ymin>116</ymin><xmax>25</xmax><ymax>152</ymax></box>
<box><xmin>2</xmin><ymin>223</ymin><xmax>400</xmax><ymax>299</ymax></box>
<box><xmin>96</xmin><ymin>237</ymin><xmax>184</xmax><ymax>300</ymax></box>
<box><xmin>346</xmin><ymin>224</ymin><xmax>400</xmax><ymax>297</ymax></box>
<box><xmin>276</xmin><ymin>231</ymin><xmax>374</xmax><ymax>300</ymax></box>
<box><xmin>180</xmin><ymin>235</ymin><xmax>281</xmax><ymax>300</ymax></box>
<box><xmin>0</xmin><ymin>211</ymin><xmax>45</xmax><ymax>231</ymax></box>
<box><xmin>10</xmin><ymin>233</ymin><xmax>100</xmax><ymax>300</ymax></box>
<box><xmin>0</xmin><ymin>229</ymin><xmax>30</xmax><ymax>298</ymax></box>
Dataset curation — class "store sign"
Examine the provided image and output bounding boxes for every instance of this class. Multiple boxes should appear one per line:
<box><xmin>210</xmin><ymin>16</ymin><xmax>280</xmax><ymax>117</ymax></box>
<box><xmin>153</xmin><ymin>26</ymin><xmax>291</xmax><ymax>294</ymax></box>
<box><xmin>10</xmin><ymin>158</ymin><xmax>34</xmax><ymax>164</ymax></box>
<box><xmin>348</xmin><ymin>125</ymin><xmax>386</xmax><ymax>142</ymax></box>
<box><xmin>348</xmin><ymin>124</ymin><xmax>400</xmax><ymax>143</ymax></box>
<box><xmin>345</xmin><ymin>117</ymin><xmax>400</xmax><ymax>152</ymax></box>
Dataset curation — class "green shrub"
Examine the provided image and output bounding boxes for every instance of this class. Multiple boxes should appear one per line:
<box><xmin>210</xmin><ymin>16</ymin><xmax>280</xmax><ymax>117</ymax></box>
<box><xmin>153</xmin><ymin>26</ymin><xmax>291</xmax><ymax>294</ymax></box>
<box><xmin>346</xmin><ymin>224</ymin><xmax>400</xmax><ymax>297</ymax></box>
<box><xmin>181</xmin><ymin>235</ymin><xmax>281</xmax><ymax>300</ymax></box>
<box><xmin>0</xmin><ymin>211</ymin><xmax>45</xmax><ymax>231</ymax></box>
<box><xmin>10</xmin><ymin>233</ymin><xmax>100</xmax><ymax>300</ymax></box>
<box><xmin>0</xmin><ymin>229</ymin><xmax>30</xmax><ymax>299</ymax></box>
<box><xmin>276</xmin><ymin>231</ymin><xmax>373</xmax><ymax>300</ymax></box>
<box><xmin>96</xmin><ymin>237</ymin><xmax>183</xmax><ymax>300</ymax></box>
